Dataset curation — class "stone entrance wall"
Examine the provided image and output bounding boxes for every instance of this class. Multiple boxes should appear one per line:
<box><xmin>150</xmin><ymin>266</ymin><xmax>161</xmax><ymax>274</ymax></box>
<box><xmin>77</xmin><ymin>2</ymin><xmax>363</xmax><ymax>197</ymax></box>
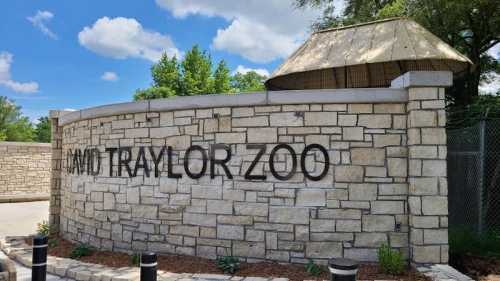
<box><xmin>50</xmin><ymin>71</ymin><xmax>451</xmax><ymax>265</ymax></box>
<box><xmin>0</xmin><ymin>142</ymin><xmax>51</xmax><ymax>196</ymax></box>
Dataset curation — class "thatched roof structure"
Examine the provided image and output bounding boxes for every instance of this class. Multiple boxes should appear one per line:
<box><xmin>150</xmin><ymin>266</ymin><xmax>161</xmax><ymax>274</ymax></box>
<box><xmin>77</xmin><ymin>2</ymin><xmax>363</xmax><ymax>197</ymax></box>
<box><xmin>265</xmin><ymin>18</ymin><xmax>473</xmax><ymax>90</ymax></box>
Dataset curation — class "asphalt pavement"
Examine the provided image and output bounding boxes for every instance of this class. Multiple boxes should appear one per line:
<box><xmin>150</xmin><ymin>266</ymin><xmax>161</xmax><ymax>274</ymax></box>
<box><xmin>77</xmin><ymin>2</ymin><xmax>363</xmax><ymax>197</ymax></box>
<box><xmin>0</xmin><ymin>201</ymin><xmax>71</xmax><ymax>280</ymax></box>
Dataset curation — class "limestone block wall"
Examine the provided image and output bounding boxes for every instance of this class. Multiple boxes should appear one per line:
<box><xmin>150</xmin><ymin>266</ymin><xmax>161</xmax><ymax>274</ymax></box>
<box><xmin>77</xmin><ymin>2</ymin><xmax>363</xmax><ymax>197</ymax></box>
<box><xmin>407</xmin><ymin>87</ymin><xmax>449</xmax><ymax>264</ymax></box>
<box><xmin>0</xmin><ymin>142</ymin><xmax>51</xmax><ymax>195</ymax></box>
<box><xmin>50</xmin><ymin>71</ymin><xmax>452</xmax><ymax>265</ymax></box>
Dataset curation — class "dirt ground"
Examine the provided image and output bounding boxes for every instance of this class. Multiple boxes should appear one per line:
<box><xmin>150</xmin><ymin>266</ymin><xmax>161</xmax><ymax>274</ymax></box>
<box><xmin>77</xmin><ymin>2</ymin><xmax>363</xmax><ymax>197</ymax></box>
<box><xmin>32</xmin><ymin>236</ymin><xmax>431</xmax><ymax>281</ymax></box>
<box><xmin>451</xmin><ymin>253</ymin><xmax>500</xmax><ymax>281</ymax></box>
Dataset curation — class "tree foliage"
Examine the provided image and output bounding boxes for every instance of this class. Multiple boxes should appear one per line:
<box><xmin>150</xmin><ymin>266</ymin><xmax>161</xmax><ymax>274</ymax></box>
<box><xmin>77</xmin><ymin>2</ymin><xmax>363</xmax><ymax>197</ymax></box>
<box><xmin>134</xmin><ymin>45</ymin><xmax>267</xmax><ymax>101</ymax></box>
<box><xmin>295</xmin><ymin>0</ymin><xmax>500</xmax><ymax>106</ymax></box>
<box><xmin>214</xmin><ymin>60</ymin><xmax>232</xmax><ymax>93</ymax></box>
<box><xmin>181</xmin><ymin>45</ymin><xmax>214</xmax><ymax>95</ymax></box>
<box><xmin>34</xmin><ymin>116</ymin><xmax>51</xmax><ymax>143</ymax></box>
<box><xmin>448</xmin><ymin>93</ymin><xmax>500</xmax><ymax>128</ymax></box>
<box><xmin>231</xmin><ymin>71</ymin><xmax>267</xmax><ymax>92</ymax></box>
<box><xmin>5</xmin><ymin>117</ymin><xmax>34</xmax><ymax>142</ymax></box>
<box><xmin>0</xmin><ymin>97</ymin><xmax>18</xmax><ymax>139</ymax></box>
<box><xmin>0</xmin><ymin>96</ymin><xmax>50</xmax><ymax>142</ymax></box>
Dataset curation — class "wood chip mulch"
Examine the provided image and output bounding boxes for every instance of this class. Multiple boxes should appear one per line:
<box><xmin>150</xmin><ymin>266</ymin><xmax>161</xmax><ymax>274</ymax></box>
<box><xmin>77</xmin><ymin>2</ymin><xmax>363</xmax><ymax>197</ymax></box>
<box><xmin>450</xmin><ymin>253</ymin><xmax>500</xmax><ymax>281</ymax></box>
<box><xmin>26</xmin><ymin>236</ymin><xmax>431</xmax><ymax>281</ymax></box>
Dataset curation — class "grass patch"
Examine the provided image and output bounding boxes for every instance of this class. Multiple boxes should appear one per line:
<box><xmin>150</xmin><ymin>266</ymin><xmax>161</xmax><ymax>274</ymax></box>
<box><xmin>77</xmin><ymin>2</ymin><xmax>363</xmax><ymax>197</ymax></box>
<box><xmin>70</xmin><ymin>243</ymin><xmax>92</xmax><ymax>259</ymax></box>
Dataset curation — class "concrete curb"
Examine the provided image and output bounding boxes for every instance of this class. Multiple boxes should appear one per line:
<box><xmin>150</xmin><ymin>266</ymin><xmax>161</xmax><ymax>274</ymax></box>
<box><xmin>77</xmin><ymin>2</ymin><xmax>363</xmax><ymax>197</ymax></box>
<box><xmin>0</xmin><ymin>236</ymin><xmax>289</xmax><ymax>281</ymax></box>
<box><xmin>0</xmin><ymin>256</ymin><xmax>16</xmax><ymax>281</ymax></box>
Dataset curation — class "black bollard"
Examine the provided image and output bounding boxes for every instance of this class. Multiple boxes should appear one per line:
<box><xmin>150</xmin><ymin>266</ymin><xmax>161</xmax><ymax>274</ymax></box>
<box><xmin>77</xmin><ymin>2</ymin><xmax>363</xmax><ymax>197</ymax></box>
<box><xmin>328</xmin><ymin>258</ymin><xmax>359</xmax><ymax>281</ymax></box>
<box><xmin>32</xmin><ymin>235</ymin><xmax>48</xmax><ymax>281</ymax></box>
<box><xmin>140</xmin><ymin>252</ymin><xmax>157</xmax><ymax>281</ymax></box>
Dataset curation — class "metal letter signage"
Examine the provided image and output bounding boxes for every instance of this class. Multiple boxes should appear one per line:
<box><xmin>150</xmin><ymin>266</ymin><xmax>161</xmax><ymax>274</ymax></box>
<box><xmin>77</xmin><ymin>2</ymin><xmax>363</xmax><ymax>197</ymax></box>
<box><xmin>66</xmin><ymin>143</ymin><xmax>330</xmax><ymax>181</ymax></box>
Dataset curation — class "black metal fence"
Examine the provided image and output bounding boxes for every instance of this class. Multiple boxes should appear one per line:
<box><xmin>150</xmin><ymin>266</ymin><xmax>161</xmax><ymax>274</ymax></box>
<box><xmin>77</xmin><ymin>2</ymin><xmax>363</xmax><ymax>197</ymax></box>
<box><xmin>448</xmin><ymin>119</ymin><xmax>500</xmax><ymax>233</ymax></box>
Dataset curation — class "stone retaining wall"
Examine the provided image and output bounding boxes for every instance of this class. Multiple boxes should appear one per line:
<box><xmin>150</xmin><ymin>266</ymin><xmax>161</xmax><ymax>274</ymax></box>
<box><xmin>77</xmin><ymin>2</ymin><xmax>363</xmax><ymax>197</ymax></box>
<box><xmin>50</xmin><ymin>71</ymin><xmax>451</xmax><ymax>265</ymax></box>
<box><xmin>0</xmin><ymin>142</ymin><xmax>51</xmax><ymax>195</ymax></box>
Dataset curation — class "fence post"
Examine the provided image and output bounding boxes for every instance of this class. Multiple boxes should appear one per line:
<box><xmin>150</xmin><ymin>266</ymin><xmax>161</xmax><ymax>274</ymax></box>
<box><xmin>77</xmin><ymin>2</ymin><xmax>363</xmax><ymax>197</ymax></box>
<box><xmin>32</xmin><ymin>235</ymin><xmax>48</xmax><ymax>281</ymax></box>
<box><xmin>140</xmin><ymin>252</ymin><xmax>157</xmax><ymax>281</ymax></box>
<box><xmin>478</xmin><ymin>119</ymin><xmax>486</xmax><ymax>234</ymax></box>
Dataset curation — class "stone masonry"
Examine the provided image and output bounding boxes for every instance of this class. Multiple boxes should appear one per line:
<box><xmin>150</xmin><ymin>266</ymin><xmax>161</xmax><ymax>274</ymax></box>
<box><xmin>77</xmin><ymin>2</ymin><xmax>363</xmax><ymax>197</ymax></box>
<box><xmin>50</xmin><ymin>71</ymin><xmax>452</xmax><ymax>265</ymax></box>
<box><xmin>0</xmin><ymin>142</ymin><xmax>51</xmax><ymax>195</ymax></box>
<box><xmin>49</xmin><ymin>112</ymin><xmax>64</xmax><ymax>234</ymax></box>
<box><xmin>407</xmin><ymin>87</ymin><xmax>449</xmax><ymax>264</ymax></box>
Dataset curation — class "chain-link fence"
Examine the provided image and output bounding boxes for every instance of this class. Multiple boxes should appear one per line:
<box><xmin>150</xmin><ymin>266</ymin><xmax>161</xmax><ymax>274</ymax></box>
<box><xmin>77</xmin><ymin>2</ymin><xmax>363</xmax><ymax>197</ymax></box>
<box><xmin>448</xmin><ymin>119</ymin><xmax>500</xmax><ymax>233</ymax></box>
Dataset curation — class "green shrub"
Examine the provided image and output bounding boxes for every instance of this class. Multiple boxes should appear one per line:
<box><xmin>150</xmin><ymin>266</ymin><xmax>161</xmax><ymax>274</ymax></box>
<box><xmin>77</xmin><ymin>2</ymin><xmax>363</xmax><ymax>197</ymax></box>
<box><xmin>216</xmin><ymin>256</ymin><xmax>240</xmax><ymax>274</ymax></box>
<box><xmin>305</xmin><ymin>260</ymin><xmax>323</xmax><ymax>276</ymax></box>
<box><xmin>48</xmin><ymin>238</ymin><xmax>58</xmax><ymax>248</ymax></box>
<box><xmin>449</xmin><ymin>227</ymin><xmax>500</xmax><ymax>257</ymax></box>
<box><xmin>131</xmin><ymin>254</ymin><xmax>140</xmax><ymax>266</ymax></box>
<box><xmin>36</xmin><ymin>221</ymin><xmax>50</xmax><ymax>236</ymax></box>
<box><xmin>377</xmin><ymin>244</ymin><xmax>405</xmax><ymax>275</ymax></box>
<box><xmin>70</xmin><ymin>243</ymin><xmax>91</xmax><ymax>259</ymax></box>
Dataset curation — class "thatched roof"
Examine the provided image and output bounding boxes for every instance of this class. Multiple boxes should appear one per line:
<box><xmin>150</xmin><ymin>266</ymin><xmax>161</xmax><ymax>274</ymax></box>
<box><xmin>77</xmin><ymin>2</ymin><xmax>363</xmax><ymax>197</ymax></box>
<box><xmin>265</xmin><ymin>18</ymin><xmax>473</xmax><ymax>90</ymax></box>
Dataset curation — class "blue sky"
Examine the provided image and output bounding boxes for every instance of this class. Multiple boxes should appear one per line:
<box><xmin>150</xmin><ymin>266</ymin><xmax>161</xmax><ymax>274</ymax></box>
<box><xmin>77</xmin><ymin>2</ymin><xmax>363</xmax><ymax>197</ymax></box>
<box><xmin>0</xmin><ymin>0</ymin><xmax>321</xmax><ymax>121</ymax></box>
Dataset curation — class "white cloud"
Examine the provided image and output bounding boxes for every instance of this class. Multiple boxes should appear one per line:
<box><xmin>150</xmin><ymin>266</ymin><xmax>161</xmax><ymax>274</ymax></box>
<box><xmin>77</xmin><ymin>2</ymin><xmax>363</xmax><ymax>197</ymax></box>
<box><xmin>479</xmin><ymin>43</ymin><xmax>500</xmax><ymax>94</ymax></box>
<box><xmin>213</xmin><ymin>18</ymin><xmax>300</xmax><ymax>63</ymax></box>
<box><xmin>0</xmin><ymin>52</ymin><xmax>39</xmax><ymax>93</ymax></box>
<box><xmin>101</xmin><ymin>71</ymin><xmax>119</xmax><ymax>82</ymax></box>
<box><xmin>487</xmin><ymin>43</ymin><xmax>499</xmax><ymax>59</ymax></box>
<box><xmin>480</xmin><ymin>72</ymin><xmax>500</xmax><ymax>94</ymax></box>
<box><xmin>234</xmin><ymin>65</ymin><xmax>269</xmax><ymax>77</ymax></box>
<box><xmin>78</xmin><ymin>17</ymin><xmax>181</xmax><ymax>62</ymax></box>
<box><xmin>156</xmin><ymin>0</ymin><xmax>321</xmax><ymax>63</ymax></box>
<box><xmin>27</xmin><ymin>10</ymin><xmax>57</xmax><ymax>39</ymax></box>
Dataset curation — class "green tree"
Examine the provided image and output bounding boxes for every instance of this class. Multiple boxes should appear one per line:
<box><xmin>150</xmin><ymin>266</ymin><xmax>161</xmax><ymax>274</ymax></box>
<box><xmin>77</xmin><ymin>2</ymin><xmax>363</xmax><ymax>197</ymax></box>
<box><xmin>231</xmin><ymin>71</ymin><xmax>267</xmax><ymax>92</ymax></box>
<box><xmin>181</xmin><ymin>45</ymin><xmax>214</xmax><ymax>95</ymax></box>
<box><xmin>5</xmin><ymin>117</ymin><xmax>33</xmax><ymax>142</ymax></box>
<box><xmin>214</xmin><ymin>60</ymin><xmax>232</xmax><ymax>93</ymax></box>
<box><xmin>34</xmin><ymin>117</ymin><xmax>51</xmax><ymax>143</ymax></box>
<box><xmin>134</xmin><ymin>86</ymin><xmax>177</xmax><ymax>100</ymax></box>
<box><xmin>0</xmin><ymin>96</ymin><xmax>22</xmax><ymax>141</ymax></box>
<box><xmin>295</xmin><ymin>0</ymin><xmax>500</xmax><ymax>106</ymax></box>
<box><xmin>134</xmin><ymin>45</ymin><xmax>268</xmax><ymax>100</ymax></box>
<box><xmin>151</xmin><ymin>54</ymin><xmax>181</xmax><ymax>90</ymax></box>
<box><xmin>134</xmin><ymin>53</ymin><xmax>180</xmax><ymax>101</ymax></box>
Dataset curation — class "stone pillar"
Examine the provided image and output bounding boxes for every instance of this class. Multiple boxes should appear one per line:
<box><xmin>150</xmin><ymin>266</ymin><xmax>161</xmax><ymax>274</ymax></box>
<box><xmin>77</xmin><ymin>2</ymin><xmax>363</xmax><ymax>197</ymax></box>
<box><xmin>392</xmin><ymin>71</ymin><xmax>451</xmax><ymax>264</ymax></box>
<box><xmin>48</xmin><ymin>110</ymin><xmax>64</xmax><ymax>235</ymax></box>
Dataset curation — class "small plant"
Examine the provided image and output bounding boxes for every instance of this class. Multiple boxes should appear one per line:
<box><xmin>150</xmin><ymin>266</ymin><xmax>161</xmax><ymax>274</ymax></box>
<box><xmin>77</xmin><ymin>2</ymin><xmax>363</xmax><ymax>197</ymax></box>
<box><xmin>377</xmin><ymin>244</ymin><xmax>405</xmax><ymax>275</ymax></box>
<box><xmin>48</xmin><ymin>238</ymin><xmax>58</xmax><ymax>248</ymax></box>
<box><xmin>305</xmin><ymin>259</ymin><xmax>323</xmax><ymax>276</ymax></box>
<box><xmin>216</xmin><ymin>256</ymin><xmax>240</xmax><ymax>274</ymax></box>
<box><xmin>36</xmin><ymin>221</ymin><xmax>50</xmax><ymax>236</ymax></box>
<box><xmin>131</xmin><ymin>254</ymin><xmax>140</xmax><ymax>266</ymax></box>
<box><xmin>70</xmin><ymin>243</ymin><xmax>91</xmax><ymax>259</ymax></box>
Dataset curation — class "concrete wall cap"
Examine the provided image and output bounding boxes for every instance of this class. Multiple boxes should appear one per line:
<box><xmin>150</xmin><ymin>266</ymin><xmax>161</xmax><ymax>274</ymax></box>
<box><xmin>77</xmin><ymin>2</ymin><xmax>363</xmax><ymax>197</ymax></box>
<box><xmin>49</xmin><ymin>110</ymin><xmax>77</xmax><ymax>119</ymax></box>
<box><xmin>391</xmin><ymin>71</ymin><xmax>453</xmax><ymax>89</ymax></box>
<box><xmin>0</xmin><ymin>141</ymin><xmax>51</xmax><ymax>147</ymax></box>
<box><xmin>54</xmin><ymin>88</ymin><xmax>408</xmax><ymax>126</ymax></box>
<box><xmin>80</xmin><ymin>100</ymin><xmax>149</xmax><ymax>120</ymax></box>
<box><xmin>268</xmin><ymin>88</ymin><xmax>407</xmax><ymax>104</ymax></box>
<box><xmin>149</xmin><ymin>92</ymin><xmax>267</xmax><ymax>111</ymax></box>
